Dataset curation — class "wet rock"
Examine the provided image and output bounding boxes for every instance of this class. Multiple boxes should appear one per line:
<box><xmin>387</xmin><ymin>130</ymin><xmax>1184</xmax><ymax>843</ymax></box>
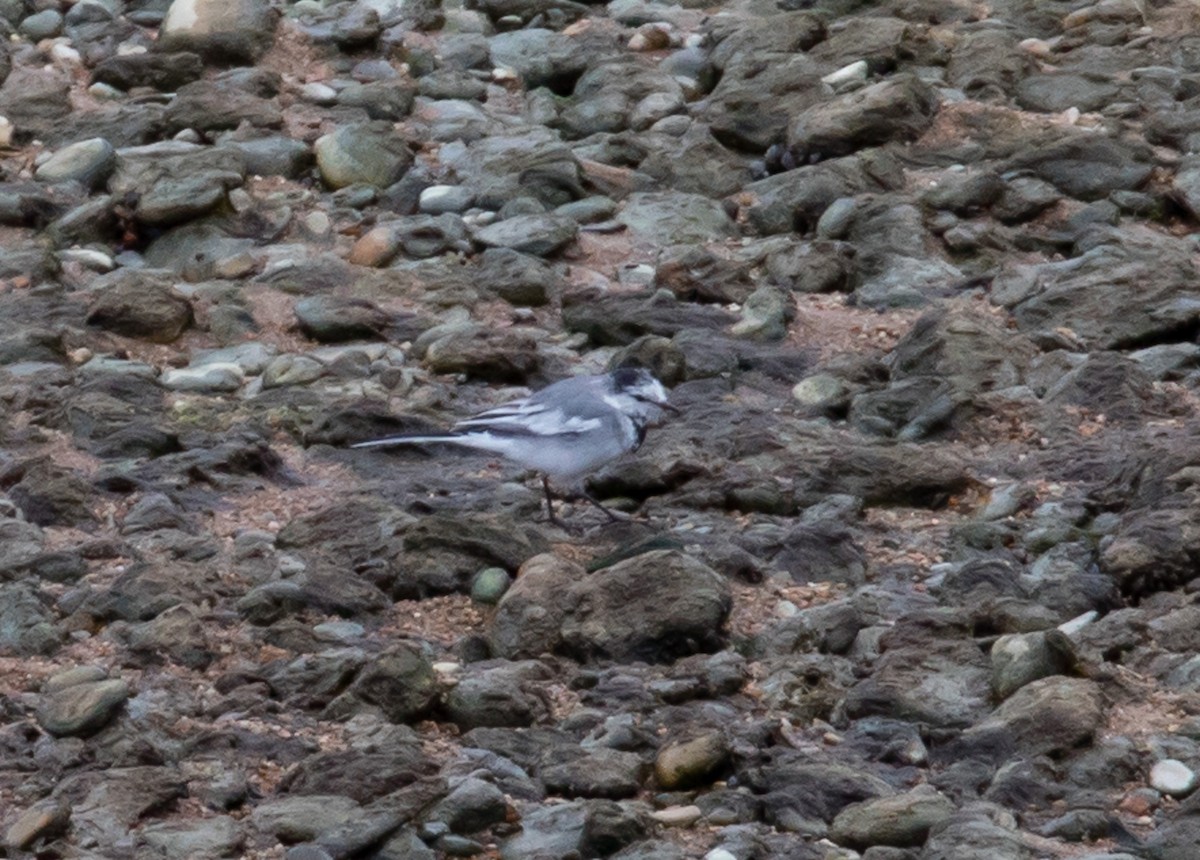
<box><xmin>139</xmin><ymin>816</ymin><xmax>245</xmax><ymax>859</ymax></box>
<box><xmin>86</xmin><ymin>275</ymin><xmax>193</xmax><ymax>342</ymax></box>
<box><xmin>992</xmin><ymin>229</ymin><xmax>1200</xmax><ymax>349</ymax></box>
<box><xmin>66</xmin><ymin>767</ymin><xmax>187</xmax><ymax>851</ymax></box>
<box><xmin>0</xmin><ymin>582</ymin><xmax>63</xmax><ymax>656</ymax></box>
<box><xmin>991</xmin><ymin>630</ymin><xmax>1078</xmax><ymax>699</ymax></box>
<box><xmin>296</xmin><ymin>296</ymin><xmax>390</xmax><ymax>343</ymax></box>
<box><xmin>159</xmin><ymin>0</ymin><xmax>279</xmax><ymax>62</ymax></box>
<box><xmin>475</xmin><ymin>248</ymin><xmax>555</xmax><ymax>306</ymax></box>
<box><xmin>616</xmin><ymin>192</ymin><xmax>737</xmax><ymax>245</ymax></box>
<box><xmin>10</xmin><ymin>461</ymin><xmax>94</xmax><ymax>527</ymax></box>
<box><xmin>1005</xmin><ymin>133</ymin><xmax>1153</xmax><ymax>201</ymax></box>
<box><xmin>251</xmin><ymin>795</ymin><xmax>368</xmax><ymax>843</ymax></box>
<box><xmin>489</xmin><ymin>28</ymin><xmax>589</xmax><ymax>90</ymax></box>
<box><xmin>34</xmin><ymin>138</ymin><xmax>115</xmax><ymax>190</ymax></box>
<box><xmin>315</xmin><ymin>122</ymin><xmax>414</xmax><ymax>189</ymax></box>
<box><xmin>422</xmin><ymin>325</ymin><xmax>541</xmax><ymax>383</ymax></box>
<box><xmin>788</xmin><ymin>74</ymin><xmax>939</xmax><ymax>162</ymax></box>
<box><xmin>922</xmin><ymin>803</ymin><xmax>1029</xmax><ymax>860</ymax></box>
<box><xmin>92</xmin><ymin>52</ymin><xmax>205</xmax><ymax>92</ymax></box>
<box><xmin>473</xmin><ymin>213</ymin><xmax>578</xmax><ymax>257</ymax></box>
<box><xmin>962</xmin><ymin>676</ymin><xmax>1104</xmax><ymax>757</ymax></box>
<box><xmin>426</xmin><ymin>777</ymin><xmax>508</xmax><ymax>833</ymax></box>
<box><xmin>560</xmin><ymin>550</ymin><xmax>731</xmax><ymax>663</ymax></box>
<box><xmin>162</xmin><ymin>77</ymin><xmax>283</xmax><ymax>136</ymax></box>
<box><xmin>830</xmin><ymin>786</ymin><xmax>956</xmax><ymax>850</ymax></box>
<box><xmin>562</xmin><ymin>289</ymin><xmax>733</xmax><ymax>346</ymax></box>
<box><xmin>36</xmin><ymin>676</ymin><xmax>130</xmax><ymax>737</ymax></box>
<box><xmin>655</xmin><ymin>731</ymin><xmax>729</xmax><ymax>790</ymax></box>
<box><xmin>542</xmin><ymin>748</ymin><xmax>645</xmax><ymax>799</ymax></box>
<box><xmin>4</xmin><ymin>798</ymin><xmax>71</xmax><ymax>851</ymax></box>
<box><xmin>502</xmin><ymin>799</ymin><xmax>645</xmax><ymax>859</ymax></box>
<box><xmin>444</xmin><ymin>660</ymin><xmax>552</xmax><ymax>729</ymax></box>
<box><xmin>324</xmin><ymin>643</ymin><xmax>438</xmax><ymax>723</ymax></box>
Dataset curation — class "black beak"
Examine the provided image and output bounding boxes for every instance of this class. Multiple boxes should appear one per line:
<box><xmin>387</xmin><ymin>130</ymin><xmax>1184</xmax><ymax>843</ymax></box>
<box><xmin>658</xmin><ymin>402</ymin><xmax>681</xmax><ymax>415</ymax></box>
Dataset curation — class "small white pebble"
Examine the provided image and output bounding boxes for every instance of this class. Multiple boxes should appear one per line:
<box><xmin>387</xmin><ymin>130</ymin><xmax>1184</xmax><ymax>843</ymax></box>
<box><xmin>1150</xmin><ymin>759</ymin><xmax>1196</xmax><ymax>796</ymax></box>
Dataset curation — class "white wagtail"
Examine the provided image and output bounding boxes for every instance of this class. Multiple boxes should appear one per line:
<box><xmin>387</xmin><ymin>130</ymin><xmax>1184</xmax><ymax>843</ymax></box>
<box><xmin>353</xmin><ymin>367</ymin><xmax>679</xmax><ymax>523</ymax></box>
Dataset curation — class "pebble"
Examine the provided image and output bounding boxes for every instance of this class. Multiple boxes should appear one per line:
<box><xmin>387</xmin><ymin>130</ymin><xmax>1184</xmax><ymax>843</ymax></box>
<box><xmin>1149</xmin><ymin>759</ymin><xmax>1196</xmax><ymax>797</ymax></box>
<box><xmin>650</xmin><ymin>805</ymin><xmax>702</xmax><ymax>827</ymax></box>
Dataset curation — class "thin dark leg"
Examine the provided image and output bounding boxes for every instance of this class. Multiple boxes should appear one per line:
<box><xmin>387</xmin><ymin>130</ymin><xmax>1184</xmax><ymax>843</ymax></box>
<box><xmin>541</xmin><ymin>476</ymin><xmax>563</xmax><ymax>526</ymax></box>
<box><xmin>581</xmin><ymin>491</ymin><xmax>623</xmax><ymax>522</ymax></box>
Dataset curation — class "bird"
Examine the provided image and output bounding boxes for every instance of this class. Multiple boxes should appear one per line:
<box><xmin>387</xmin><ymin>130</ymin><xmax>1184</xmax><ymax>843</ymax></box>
<box><xmin>353</xmin><ymin>367</ymin><xmax>679</xmax><ymax>524</ymax></box>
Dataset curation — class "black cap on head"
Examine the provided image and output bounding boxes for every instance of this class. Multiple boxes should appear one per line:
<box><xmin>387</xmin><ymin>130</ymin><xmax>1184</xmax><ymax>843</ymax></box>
<box><xmin>611</xmin><ymin>366</ymin><xmax>651</xmax><ymax>391</ymax></box>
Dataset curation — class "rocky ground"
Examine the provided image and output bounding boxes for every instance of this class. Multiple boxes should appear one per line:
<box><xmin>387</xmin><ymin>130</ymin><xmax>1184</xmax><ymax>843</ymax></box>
<box><xmin>5</xmin><ymin>0</ymin><xmax>1200</xmax><ymax>857</ymax></box>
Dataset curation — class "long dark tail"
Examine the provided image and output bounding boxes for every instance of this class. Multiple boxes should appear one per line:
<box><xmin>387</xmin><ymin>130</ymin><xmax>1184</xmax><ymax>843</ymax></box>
<box><xmin>351</xmin><ymin>435</ymin><xmax>462</xmax><ymax>449</ymax></box>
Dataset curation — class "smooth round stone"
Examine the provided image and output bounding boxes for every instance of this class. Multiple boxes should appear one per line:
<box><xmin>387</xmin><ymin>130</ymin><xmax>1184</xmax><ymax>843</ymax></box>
<box><xmin>420</xmin><ymin>184</ymin><xmax>475</xmax><ymax>214</ymax></box>
<box><xmin>705</xmin><ymin>850</ymin><xmax>738</xmax><ymax>860</ymax></box>
<box><xmin>19</xmin><ymin>8</ymin><xmax>63</xmax><ymax>39</ymax></box>
<box><xmin>650</xmin><ymin>805</ymin><xmax>702</xmax><ymax>827</ymax></box>
<box><xmin>162</xmin><ymin>363</ymin><xmax>244</xmax><ymax>392</ymax></box>
<box><xmin>312</xmin><ymin>620</ymin><xmax>365</xmax><ymax>643</ymax></box>
<box><xmin>1150</xmin><ymin>759</ymin><xmax>1196</xmax><ymax>797</ymax></box>
<box><xmin>301</xmin><ymin>81</ymin><xmax>339</xmax><ymax>104</ymax></box>
<box><xmin>34</xmin><ymin>138</ymin><xmax>116</xmax><ymax>190</ymax></box>
<box><xmin>471</xmin><ymin>567</ymin><xmax>512</xmax><ymax>605</ymax></box>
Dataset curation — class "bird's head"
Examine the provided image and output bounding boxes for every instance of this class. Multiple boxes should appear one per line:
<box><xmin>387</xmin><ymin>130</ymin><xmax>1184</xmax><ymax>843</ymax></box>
<box><xmin>608</xmin><ymin>367</ymin><xmax>679</xmax><ymax>420</ymax></box>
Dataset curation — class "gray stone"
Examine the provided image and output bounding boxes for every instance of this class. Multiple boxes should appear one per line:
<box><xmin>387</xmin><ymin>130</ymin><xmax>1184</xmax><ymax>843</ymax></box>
<box><xmin>963</xmin><ymin>676</ymin><xmax>1104</xmax><ymax>756</ymax></box>
<box><xmin>36</xmin><ymin>678</ymin><xmax>130</xmax><ymax>737</ymax></box>
<box><xmin>251</xmin><ymin>795</ymin><xmax>366</xmax><ymax>842</ymax></box>
<box><xmin>991</xmin><ymin>228</ymin><xmax>1200</xmax><ymax>349</ymax></box>
<box><xmin>296</xmin><ymin>296</ymin><xmax>389</xmax><ymax>342</ymax></box>
<box><xmin>325</xmin><ymin>643</ymin><xmax>439</xmax><ymax>723</ymax></box>
<box><xmin>426</xmin><ymin>777</ymin><xmax>508</xmax><ymax>833</ymax></box>
<box><xmin>1015</xmin><ymin>73</ymin><xmax>1120</xmax><ymax>113</ymax></box>
<box><xmin>4</xmin><ymin>798</ymin><xmax>70</xmax><ymax>851</ymax></box>
<box><xmin>315</xmin><ymin>122</ymin><xmax>413</xmax><ymax>189</ymax></box>
<box><xmin>0</xmin><ymin>582</ymin><xmax>63</xmax><ymax>656</ymax></box>
<box><xmin>444</xmin><ymin>660</ymin><xmax>551</xmax><ymax>729</ymax></box>
<box><xmin>160</xmin><ymin>0</ymin><xmax>278</xmax><ymax>62</ymax></box>
<box><xmin>473</xmin><ymin>213</ymin><xmax>578</xmax><ymax>257</ymax></box>
<box><xmin>560</xmin><ymin>550</ymin><xmax>731</xmax><ymax>663</ymax></box>
<box><xmin>489</xmin><ymin>29</ymin><xmax>588</xmax><ymax>90</ymax></box>
<box><xmin>1150</xmin><ymin>759</ymin><xmax>1196</xmax><ymax>797</ymax></box>
<box><xmin>654</xmin><ymin>731</ymin><xmax>729</xmax><ymax>790</ymax></box>
<box><xmin>1005</xmin><ymin>133</ymin><xmax>1152</xmax><ymax>201</ymax></box>
<box><xmin>221</xmin><ymin>136</ymin><xmax>313</xmax><ymax>179</ymax></box>
<box><xmin>93</xmin><ymin>51</ymin><xmax>205</xmax><ymax>92</ymax></box>
<box><xmin>787</xmin><ymin>74</ymin><xmax>939</xmax><ymax>161</ymax></box>
<box><xmin>616</xmin><ymin>192</ymin><xmax>736</xmax><ymax>245</ymax></box>
<box><xmin>499</xmin><ymin>802</ymin><xmax>587</xmax><ymax>860</ymax></box>
<box><xmin>830</xmin><ymin>786</ymin><xmax>955</xmax><ymax>849</ymax></box>
<box><xmin>263</xmin><ymin>354</ymin><xmax>326</xmax><ymax>388</ymax></box>
<box><xmin>86</xmin><ymin>275</ymin><xmax>193</xmax><ymax>342</ymax></box>
<box><xmin>990</xmin><ymin>630</ymin><xmax>1077</xmax><ymax>699</ymax></box>
<box><xmin>139</xmin><ymin>816</ymin><xmax>245</xmax><ymax>858</ymax></box>
<box><xmin>19</xmin><ymin>9</ymin><xmax>64</xmax><ymax>39</ymax></box>
<box><xmin>471</xmin><ymin>567</ymin><xmax>512</xmax><ymax>605</ymax></box>
<box><xmin>541</xmin><ymin>748</ymin><xmax>644</xmax><ymax>799</ymax></box>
